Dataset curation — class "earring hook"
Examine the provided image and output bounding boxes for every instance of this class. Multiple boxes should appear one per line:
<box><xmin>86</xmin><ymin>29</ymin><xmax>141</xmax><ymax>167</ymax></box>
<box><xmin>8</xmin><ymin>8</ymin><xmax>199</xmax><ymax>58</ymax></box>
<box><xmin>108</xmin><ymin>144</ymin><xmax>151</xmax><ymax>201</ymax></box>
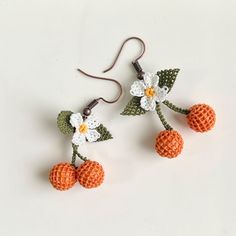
<box><xmin>102</xmin><ymin>36</ymin><xmax>146</xmax><ymax>73</ymax></box>
<box><xmin>77</xmin><ymin>68</ymin><xmax>122</xmax><ymax>105</ymax></box>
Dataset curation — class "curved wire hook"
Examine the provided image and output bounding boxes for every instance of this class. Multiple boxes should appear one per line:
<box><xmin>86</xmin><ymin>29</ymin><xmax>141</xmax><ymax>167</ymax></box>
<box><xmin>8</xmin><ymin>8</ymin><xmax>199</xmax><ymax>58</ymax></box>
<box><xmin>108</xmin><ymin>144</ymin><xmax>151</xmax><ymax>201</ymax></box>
<box><xmin>77</xmin><ymin>68</ymin><xmax>122</xmax><ymax>104</ymax></box>
<box><xmin>102</xmin><ymin>36</ymin><xmax>146</xmax><ymax>73</ymax></box>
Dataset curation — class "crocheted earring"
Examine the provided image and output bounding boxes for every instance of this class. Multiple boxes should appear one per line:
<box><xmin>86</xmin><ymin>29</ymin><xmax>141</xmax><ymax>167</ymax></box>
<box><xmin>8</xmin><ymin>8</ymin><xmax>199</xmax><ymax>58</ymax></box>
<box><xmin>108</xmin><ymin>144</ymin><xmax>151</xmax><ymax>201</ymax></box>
<box><xmin>103</xmin><ymin>37</ymin><xmax>216</xmax><ymax>159</ymax></box>
<box><xmin>49</xmin><ymin>69</ymin><xmax>122</xmax><ymax>191</ymax></box>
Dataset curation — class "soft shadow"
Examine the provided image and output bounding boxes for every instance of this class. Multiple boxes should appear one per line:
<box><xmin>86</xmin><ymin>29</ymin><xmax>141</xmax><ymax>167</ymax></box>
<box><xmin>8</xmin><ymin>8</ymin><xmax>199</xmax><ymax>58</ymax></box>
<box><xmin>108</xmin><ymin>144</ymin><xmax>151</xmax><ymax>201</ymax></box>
<box><xmin>171</xmin><ymin>112</ymin><xmax>188</xmax><ymax>128</ymax></box>
<box><xmin>139</xmin><ymin>113</ymin><xmax>162</xmax><ymax>159</ymax></box>
<box><xmin>38</xmin><ymin>165</ymin><xmax>51</xmax><ymax>183</ymax></box>
<box><xmin>30</xmin><ymin>105</ymin><xmax>73</xmax><ymax>186</ymax></box>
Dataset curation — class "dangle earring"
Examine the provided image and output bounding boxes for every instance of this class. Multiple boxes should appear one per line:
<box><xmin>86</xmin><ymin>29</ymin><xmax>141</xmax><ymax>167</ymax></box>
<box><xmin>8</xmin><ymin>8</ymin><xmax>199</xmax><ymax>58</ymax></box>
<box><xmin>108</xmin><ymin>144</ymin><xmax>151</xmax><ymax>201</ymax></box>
<box><xmin>49</xmin><ymin>69</ymin><xmax>122</xmax><ymax>191</ymax></box>
<box><xmin>103</xmin><ymin>37</ymin><xmax>216</xmax><ymax>158</ymax></box>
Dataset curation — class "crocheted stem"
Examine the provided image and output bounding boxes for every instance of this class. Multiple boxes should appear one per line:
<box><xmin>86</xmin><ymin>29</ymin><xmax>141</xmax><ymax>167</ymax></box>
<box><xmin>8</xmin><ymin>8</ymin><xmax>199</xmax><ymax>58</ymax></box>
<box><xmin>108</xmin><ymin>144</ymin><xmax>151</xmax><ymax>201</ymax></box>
<box><xmin>71</xmin><ymin>144</ymin><xmax>77</xmax><ymax>166</ymax></box>
<box><xmin>163</xmin><ymin>100</ymin><xmax>190</xmax><ymax>115</ymax></box>
<box><xmin>76</xmin><ymin>152</ymin><xmax>88</xmax><ymax>162</ymax></box>
<box><xmin>71</xmin><ymin>144</ymin><xmax>88</xmax><ymax>165</ymax></box>
<box><xmin>156</xmin><ymin>103</ymin><xmax>173</xmax><ymax>130</ymax></box>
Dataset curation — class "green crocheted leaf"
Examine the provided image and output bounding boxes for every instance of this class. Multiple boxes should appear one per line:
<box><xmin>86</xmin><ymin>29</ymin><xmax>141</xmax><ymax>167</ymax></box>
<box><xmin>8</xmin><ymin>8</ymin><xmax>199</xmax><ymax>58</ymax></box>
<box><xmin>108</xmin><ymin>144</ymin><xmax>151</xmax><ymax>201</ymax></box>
<box><xmin>96</xmin><ymin>124</ymin><xmax>113</xmax><ymax>142</ymax></box>
<box><xmin>57</xmin><ymin>111</ymin><xmax>74</xmax><ymax>135</ymax></box>
<box><xmin>121</xmin><ymin>96</ymin><xmax>146</xmax><ymax>116</ymax></box>
<box><xmin>157</xmin><ymin>68</ymin><xmax>180</xmax><ymax>93</ymax></box>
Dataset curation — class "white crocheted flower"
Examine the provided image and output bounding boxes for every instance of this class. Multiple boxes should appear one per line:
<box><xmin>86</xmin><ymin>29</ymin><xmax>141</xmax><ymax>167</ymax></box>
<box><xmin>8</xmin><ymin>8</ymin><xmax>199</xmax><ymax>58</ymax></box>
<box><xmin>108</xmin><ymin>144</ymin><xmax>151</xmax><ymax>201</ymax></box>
<box><xmin>69</xmin><ymin>113</ymin><xmax>101</xmax><ymax>146</ymax></box>
<box><xmin>130</xmin><ymin>72</ymin><xmax>169</xmax><ymax>111</ymax></box>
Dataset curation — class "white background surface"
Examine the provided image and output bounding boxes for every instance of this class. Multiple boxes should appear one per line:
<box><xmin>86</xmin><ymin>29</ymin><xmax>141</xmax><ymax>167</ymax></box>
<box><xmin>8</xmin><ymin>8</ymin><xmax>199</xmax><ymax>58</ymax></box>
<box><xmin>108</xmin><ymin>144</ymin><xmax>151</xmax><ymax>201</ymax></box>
<box><xmin>0</xmin><ymin>0</ymin><xmax>235</xmax><ymax>235</ymax></box>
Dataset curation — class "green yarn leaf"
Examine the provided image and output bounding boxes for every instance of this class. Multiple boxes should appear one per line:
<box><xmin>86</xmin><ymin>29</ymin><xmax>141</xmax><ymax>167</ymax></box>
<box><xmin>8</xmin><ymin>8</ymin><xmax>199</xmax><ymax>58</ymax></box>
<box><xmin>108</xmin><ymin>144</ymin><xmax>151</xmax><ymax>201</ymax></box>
<box><xmin>96</xmin><ymin>124</ymin><xmax>113</xmax><ymax>142</ymax></box>
<box><xmin>57</xmin><ymin>111</ymin><xmax>74</xmax><ymax>135</ymax></box>
<box><xmin>157</xmin><ymin>68</ymin><xmax>180</xmax><ymax>93</ymax></box>
<box><xmin>121</xmin><ymin>96</ymin><xmax>146</xmax><ymax>116</ymax></box>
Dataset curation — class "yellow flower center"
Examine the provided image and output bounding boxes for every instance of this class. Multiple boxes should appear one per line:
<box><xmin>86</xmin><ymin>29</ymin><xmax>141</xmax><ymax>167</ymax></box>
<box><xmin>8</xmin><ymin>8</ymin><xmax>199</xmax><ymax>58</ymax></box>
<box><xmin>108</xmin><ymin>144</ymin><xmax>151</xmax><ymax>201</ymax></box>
<box><xmin>145</xmin><ymin>87</ymin><xmax>155</xmax><ymax>97</ymax></box>
<box><xmin>78</xmin><ymin>123</ymin><xmax>88</xmax><ymax>134</ymax></box>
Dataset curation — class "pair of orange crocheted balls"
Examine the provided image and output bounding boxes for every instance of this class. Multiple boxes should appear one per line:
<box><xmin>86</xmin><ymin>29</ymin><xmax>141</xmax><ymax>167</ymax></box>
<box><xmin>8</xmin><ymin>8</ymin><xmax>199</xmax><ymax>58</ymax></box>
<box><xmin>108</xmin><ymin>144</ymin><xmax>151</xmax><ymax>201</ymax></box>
<box><xmin>49</xmin><ymin>161</ymin><xmax>104</xmax><ymax>191</ymax></box>
<box><xmin>155</xmin><ymin>104</ymin><xmax>216</xmax><ymax>158</ymax></box>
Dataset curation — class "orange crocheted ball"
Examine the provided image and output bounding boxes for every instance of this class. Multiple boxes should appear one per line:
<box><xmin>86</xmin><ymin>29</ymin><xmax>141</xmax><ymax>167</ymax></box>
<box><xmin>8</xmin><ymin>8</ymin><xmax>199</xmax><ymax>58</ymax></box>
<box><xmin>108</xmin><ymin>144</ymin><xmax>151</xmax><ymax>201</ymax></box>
<box><xmin>49</xmin><ymin>163</ymin><xmax>77</xmax><ymax>191</ymax></box>
<box><xmin>187</xmin><ymin>104</ymin><xmax>216</xmax><ymax>132</ymax></box>
<box><xmin>155</xmin><ymin>130</ymin><xmax>184</xmax><ymax>158</ymax></box>
<box><xmin>77</xmin><ymin>161</ymin><xmax>104</xmax><ymax>189</ymax></box>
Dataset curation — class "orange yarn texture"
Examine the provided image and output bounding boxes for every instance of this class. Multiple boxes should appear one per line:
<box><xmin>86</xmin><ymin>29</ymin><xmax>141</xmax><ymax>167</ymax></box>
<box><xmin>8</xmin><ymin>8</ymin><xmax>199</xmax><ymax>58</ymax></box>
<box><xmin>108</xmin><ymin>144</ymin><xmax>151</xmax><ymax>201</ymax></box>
<box><xmin>155</xmin><ymin>130</ymin><xmax>183</xmax><ymax>158</ymax></box>
<box><xmin>187</xmin><ymin>104</ymin><xmax>216</xmax><ymax>132</ymax></box>
<box><xmin>77</xmin><ymin>161</ymin><xmax>104</xmax><ymax>189</ymax></box>
<box><xmin>49</xmin><ymin>163</ymin><xmax>77</xmax><ymax>191</ymax></box>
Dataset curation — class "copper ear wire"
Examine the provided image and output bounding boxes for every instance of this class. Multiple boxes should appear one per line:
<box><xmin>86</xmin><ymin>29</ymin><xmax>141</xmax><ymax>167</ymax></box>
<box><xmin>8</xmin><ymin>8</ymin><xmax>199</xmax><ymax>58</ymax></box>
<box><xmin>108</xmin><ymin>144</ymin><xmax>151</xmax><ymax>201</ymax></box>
<box><xmin>77</xmin><ymin>68</ymin><xmax>123</xmax><ymax>117</ymax></box>
<box><xmin>102</xmin><ymin>36</ymin><xmax>146</xmax><ymax>74</ymax></box>
<box><xmin>102</xmin><ymin>36</ymin><xmax>146</xmax><ymax>79</ymax></box>
<box><xmin>77</xmin><ymin>37</ymin><xmax>145</xmax><ymax>117</ymax></box>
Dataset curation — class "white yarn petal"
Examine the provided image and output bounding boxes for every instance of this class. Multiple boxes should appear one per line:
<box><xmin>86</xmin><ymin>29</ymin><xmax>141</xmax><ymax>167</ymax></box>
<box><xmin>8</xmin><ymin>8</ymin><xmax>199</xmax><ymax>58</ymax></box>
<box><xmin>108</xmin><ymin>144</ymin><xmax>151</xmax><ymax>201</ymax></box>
<box><xmin>143</xmin><ymin>72</ymin><xmax>153</xmax><ymax>88</ymax></box>
<box><xmin>150</xmin><ymin>74</ymin><xmax>159</xmax><ymax>88</ymax></box>
<box><xmin>130</xmin><ymin>80</ymin><xmax>145</xmax><ymax>97</ymax></box>
<box><xmin>155</xmin><ymin>86</ymin><xmax>168</xmax><ymax>103</ymax></box>
<box><xmin>72</xmin><ymin>132</ymin><xmax>86</xmax><ymax>146</ymax></box>
<box><xmin>86</xmin><ymin>115</ymin><xmax>100</xmax><ymax>129</ymax></box>
<box><xmin>70</xmin><ymin>113</ymin><xmax>83</xmax><ymax>128</ymax></box>
<box><xmin>140</xmin><ymin>96</ymin><xmax>156</xmax><ymax>111</ymax></box>
<box><xmin>85</xmin><ymin>129</ymin><xmax>101</xmax><ymax>142</ymax></box>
